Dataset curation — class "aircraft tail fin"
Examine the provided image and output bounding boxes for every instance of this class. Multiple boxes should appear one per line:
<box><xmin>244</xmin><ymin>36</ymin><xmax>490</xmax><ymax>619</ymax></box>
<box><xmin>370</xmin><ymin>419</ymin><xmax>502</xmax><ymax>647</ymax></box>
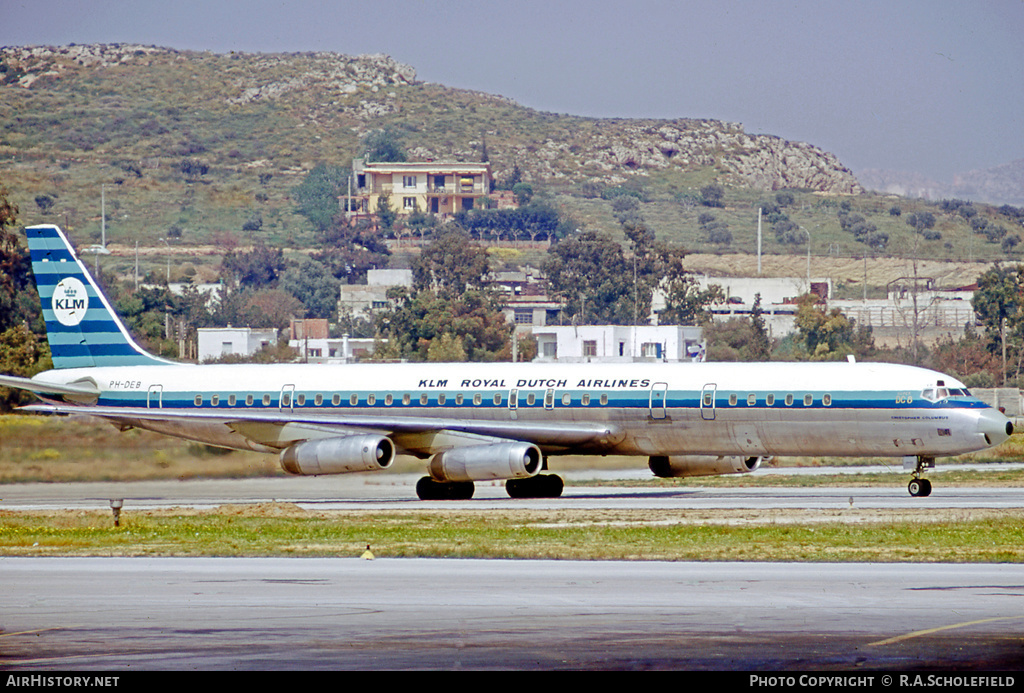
<box><xmin>25</xmin><ymin>224</ymin><xmax>173</xmax><ymax>369</ymax></box>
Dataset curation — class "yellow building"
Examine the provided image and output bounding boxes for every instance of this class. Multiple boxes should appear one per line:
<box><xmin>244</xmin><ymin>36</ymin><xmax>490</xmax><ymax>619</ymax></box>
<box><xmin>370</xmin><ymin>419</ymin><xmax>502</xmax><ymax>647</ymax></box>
<box><xmin>349</xmin><ymin>159</ymin><xmax>493</xmax><ymax>218</ymax></box>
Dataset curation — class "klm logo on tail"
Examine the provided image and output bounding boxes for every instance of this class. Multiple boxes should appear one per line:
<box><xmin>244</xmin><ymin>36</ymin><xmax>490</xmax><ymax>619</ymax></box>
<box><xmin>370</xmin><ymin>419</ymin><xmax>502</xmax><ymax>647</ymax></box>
<box><xmin>52</xmin><ymin>277</ymin><xmax>89</xmax><ymax>326</ymax></box>
<box><xmin>26</xmin><ymin>225</ymin><xmax>173</xmax><ymax>370</ymax></box>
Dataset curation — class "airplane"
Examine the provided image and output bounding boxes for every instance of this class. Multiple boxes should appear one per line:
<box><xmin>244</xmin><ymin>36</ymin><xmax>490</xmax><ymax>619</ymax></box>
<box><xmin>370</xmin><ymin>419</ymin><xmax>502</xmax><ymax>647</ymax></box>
<box><xmin>0</xmin><ymin>224</ymin><xmax>1014</xmax><ymax>500</ymax></box>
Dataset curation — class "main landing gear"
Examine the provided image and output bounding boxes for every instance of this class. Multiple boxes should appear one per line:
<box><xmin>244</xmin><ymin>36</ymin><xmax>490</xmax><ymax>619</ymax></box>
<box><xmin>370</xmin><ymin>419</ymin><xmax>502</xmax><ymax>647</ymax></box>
<box><xmin>905</xmin><ymin>455</ymin><xmax>935</xmax><ymax>497</ymax></box>
<box><xmin>415</xmin><ymin>473</ymin><xmax>565</xmax><ymax>500</ymax></box>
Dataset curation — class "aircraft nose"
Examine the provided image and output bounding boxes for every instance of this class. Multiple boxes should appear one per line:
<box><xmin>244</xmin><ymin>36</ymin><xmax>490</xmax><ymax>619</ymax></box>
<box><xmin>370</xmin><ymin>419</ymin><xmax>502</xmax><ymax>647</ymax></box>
<box><xmin>977</xmin><ymin>408</ymin><xmax>1014</xmax><ymax>447</ymax></box>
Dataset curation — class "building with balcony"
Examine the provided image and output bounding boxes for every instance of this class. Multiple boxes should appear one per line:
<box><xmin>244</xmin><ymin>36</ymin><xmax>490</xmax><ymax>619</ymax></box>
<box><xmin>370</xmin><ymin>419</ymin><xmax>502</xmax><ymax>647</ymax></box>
<box><xmin>347</xmin><ymin>159</ymin><xmax>493</xmax><ymax>219</ymax></box>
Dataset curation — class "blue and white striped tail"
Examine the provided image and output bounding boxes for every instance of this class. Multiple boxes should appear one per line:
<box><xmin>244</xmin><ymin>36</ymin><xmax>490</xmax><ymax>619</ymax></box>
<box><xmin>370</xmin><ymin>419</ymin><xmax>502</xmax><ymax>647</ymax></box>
<box><xmin>26</xmin><ymin>224</ymin><xmax>172</xmax><ymax>369</ymax></box>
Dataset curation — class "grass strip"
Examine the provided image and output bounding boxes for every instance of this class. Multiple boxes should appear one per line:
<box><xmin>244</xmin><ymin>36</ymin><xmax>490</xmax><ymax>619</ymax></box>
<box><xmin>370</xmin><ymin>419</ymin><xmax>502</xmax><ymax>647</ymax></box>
<box><xmin>2</xmin><ymin>506</ymin><xmax>1023</xmax><ymax>563</ymax></box>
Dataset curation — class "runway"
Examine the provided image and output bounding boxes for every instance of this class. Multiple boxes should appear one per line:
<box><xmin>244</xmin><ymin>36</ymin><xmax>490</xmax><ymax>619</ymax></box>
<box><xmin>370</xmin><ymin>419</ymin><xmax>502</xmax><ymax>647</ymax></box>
<box><xmin>2</xmin><ymin>474</ymin><xmax>1024</xmax><ymax>671</ymax></box>
<box><xmin>3</xmin><ymin>467</ymin><xmax>1024</xmax><ymax>511</ymax></box>
<box><xmin>2</xmin><ymin>557</ymin><xmax>1024</xmax><ymax>670</ymax></box>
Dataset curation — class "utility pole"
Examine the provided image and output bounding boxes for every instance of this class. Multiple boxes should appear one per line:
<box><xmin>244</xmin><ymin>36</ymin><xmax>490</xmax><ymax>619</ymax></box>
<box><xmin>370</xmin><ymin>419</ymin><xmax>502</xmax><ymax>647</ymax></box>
<box><xmin>757</xmin><ymin>207</ymin><xmax>762</xmax><ymax>275</ymax></box>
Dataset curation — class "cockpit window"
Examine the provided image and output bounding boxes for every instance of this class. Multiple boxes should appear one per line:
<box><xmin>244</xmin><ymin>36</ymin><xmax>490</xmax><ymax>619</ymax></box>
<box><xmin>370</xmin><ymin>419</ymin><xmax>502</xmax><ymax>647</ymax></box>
<box><xmin>922</xmin><ymin>386</ymin><xmax>954</xmax><ymax>402</ymax></box>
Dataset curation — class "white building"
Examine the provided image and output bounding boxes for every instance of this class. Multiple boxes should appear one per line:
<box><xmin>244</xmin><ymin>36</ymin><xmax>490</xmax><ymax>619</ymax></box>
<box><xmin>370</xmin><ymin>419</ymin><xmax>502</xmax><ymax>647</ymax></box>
<box><xmin>532</xmin><ymin>325</ymin><xmax>704</xmax><ymax>363</ymax></box>
<box><xmin>198</xmin><ymin>327</ymin><xmax>277</xmax><ymax>362</ymax></box>
<box><xmin>338</xmin><ymin>268</ymin><xmax>413</xmax><ymax>318</ymax></box>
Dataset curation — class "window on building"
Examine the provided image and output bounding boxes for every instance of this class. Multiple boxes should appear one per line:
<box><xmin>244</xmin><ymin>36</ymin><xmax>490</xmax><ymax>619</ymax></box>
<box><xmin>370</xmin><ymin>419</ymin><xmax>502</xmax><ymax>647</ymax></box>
<box><xmin>583</xmin><ymin>340</ymin><xmax>597</xmax><ymax>357</ymax></box>
<box><xmin>403</xmin><ymin>197</ymin><xmax>416</xmax><ymax>210</ymax></box>
<box><xmin>514</xmin><ymin>309</ymin><xmax>533</xmax><ymax>325</ymax></box>
<box><xmin>542</xmin><ymin>342</ymin><xmax>557</xmax><ymax>358</ymax></box>
<box><xmin>402</xmin><ymin>175</ymin><xmax>417</xmax><ymax>188</ymax></box>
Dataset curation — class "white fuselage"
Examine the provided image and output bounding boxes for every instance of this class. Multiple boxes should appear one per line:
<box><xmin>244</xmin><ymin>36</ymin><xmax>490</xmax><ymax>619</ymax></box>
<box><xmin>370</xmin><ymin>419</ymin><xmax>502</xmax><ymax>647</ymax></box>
<box><xmin>36</xmin><ymin>360</ymin><xmax>1008</xmax><ymax>460</ymax></box>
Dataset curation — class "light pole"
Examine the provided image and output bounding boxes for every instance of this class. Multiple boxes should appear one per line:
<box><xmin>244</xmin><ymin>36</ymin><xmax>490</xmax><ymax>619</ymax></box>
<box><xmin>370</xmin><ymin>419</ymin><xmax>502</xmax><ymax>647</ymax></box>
<box><xmin>159</xmin><ymin>238</ymin><xmax>170</xmax><ymax>282</ymax></box>
<box><xmin>798</xmin><ymin>226</ymin><xmax>812</xmax><ymax>291</ymax></box>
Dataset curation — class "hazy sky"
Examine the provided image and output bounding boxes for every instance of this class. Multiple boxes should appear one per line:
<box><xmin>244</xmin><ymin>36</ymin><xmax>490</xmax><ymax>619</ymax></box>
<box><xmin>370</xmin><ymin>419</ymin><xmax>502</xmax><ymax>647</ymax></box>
<box><xmin>2</xmin><ymin>0</ymin><xmax>1022</xmax><ymax>182</ymax></box>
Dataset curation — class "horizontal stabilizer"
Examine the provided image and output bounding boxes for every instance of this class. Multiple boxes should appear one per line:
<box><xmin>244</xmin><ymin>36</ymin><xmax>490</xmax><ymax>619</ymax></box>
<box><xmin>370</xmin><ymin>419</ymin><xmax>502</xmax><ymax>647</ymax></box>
<box><xmin>0</xmin><ymin>374</ymin><xmax>101</xmax><ymax>397</ymax></box>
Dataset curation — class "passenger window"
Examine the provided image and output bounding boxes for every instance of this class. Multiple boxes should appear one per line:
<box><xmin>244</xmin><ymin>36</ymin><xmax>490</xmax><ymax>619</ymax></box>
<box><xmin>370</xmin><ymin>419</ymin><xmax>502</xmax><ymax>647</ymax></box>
<box><xmin>262</xmin><ymin>394</ymin><xmax>271</xmax><ymax>406</ymax></box>
<box><xmin>456</xmin><ymin>394</ymin><xmax>464</xmax><ymax>405</ymax></box>
<box><xmin>766</xmin><ymin>394</ymin><xmax>775</xmax><ymax>406</ymax></box>
<box><xmin>703</xmin><ymin>391</ymin><xmax>713</xmax><ymax>407</ymax></box>
<box><xmin>561</xmin><ymin>393</ymin><xmax>571</xmax><ymax>406</ymax></box>
<box><xmin>438</xmin><ymin>393</ymin><xmax>446</xmax><ymax>405</ymax></box>
<box><xmin>785</xmin><ymin>394</ymin><xmax>794</xmax><ymax>406</ymax></box>
<box><xmin>582</xmin><ymin>394</ymin><xmax>591</xmax><ymax>406</ymax></box>
<box><xmin>350</xmin><ymin>394</ymin><xmax>359</xmax><ymax>406</ymax></box>
<box><xmin>332</xmin><ymin>394</ymin><xmax>340</xmax><ymax>406</ymax></box>
<box><xmin>823</xmin><ymin>394</ymin><xmax>832</xmax><ymax>406</ymax></box>
<box><xmin>296</xmin><ymin>394</ymin><xmax>305</xmax><ymax>406</ymax></box>
<box><xmin>600</xmin><ymin>394</ymin><xmax>609</xmax><ymax>406</ymax></box>
<box><xmin>367</xmin><ymin>394</ymin><xmax>376</xmax><ymax>406</ymax></box>
<box><xmin>228</xmin><ymin>394</ymin><xmax>236</xmax><ymax>406</ymax></box>
<box><xmin>729</xmin><ymin>393</ymin><xmax>738</xmax><ymax>406</ymax></box>
<box><xmin>194</xmin><ymin>395</ymin><xmax>203</xmax><ymax>406</ymax></box>
<box><xmin>803</xmin><ymin>394</ymin><xmax>813</xmax><ymax>406</ymax></box>
<box><xmin>420</xmin><ymin>393</ymin><xmax>429</xmax><ymax>405</ymax></box>
<box><xmin>246</xmin><ymin>394</ymin><xmax>254</xmax><ymax>406</ymax></box>
<box><xmin>403</xmin><ymin>393</ymin><xmax>411</xmax><ymax>405</ymax></box>
<box><xmin>747</xmin><ymin>393</ymin><xmax>756</xmax><ymax>406</ymax></box>
<box><xmin>385</xmin><ymin>394</ymin><xmax>393</xmax><ymax>406</ymax></box>
<box><xmin>527</xmin><ymin>393</ymin><xmax>536</xmax><ymax>406</ymax></box>
<box><xmin>314</xmin><ymin>394</ymin><xmax>323</xmax><ymax>406</ymax></box>
<box><xmin>211</xmin><ymin>395</ymin><xmax>219</xmax><ymax>406</ymax></box>
<box><xmin>493</xmin><ymin>393</ymin><xmax>502</xmax><ymax>405</ymax></box>
<box><xmin>472</xmin><ymin>393</ymin><xmax>482</xmax><ymax>405</ymax></box>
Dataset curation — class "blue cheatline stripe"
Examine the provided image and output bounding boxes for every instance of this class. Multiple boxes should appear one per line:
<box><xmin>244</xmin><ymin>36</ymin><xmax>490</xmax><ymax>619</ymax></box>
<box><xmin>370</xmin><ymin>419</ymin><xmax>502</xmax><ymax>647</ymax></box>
<box><xmin>24</xmin><ymin>224</ymin><xmax>174</xmax><ymax>370</ymax></box>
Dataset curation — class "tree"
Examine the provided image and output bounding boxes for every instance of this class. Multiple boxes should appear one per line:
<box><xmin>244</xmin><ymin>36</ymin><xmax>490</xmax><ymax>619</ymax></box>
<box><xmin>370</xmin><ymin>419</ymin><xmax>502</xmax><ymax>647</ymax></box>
<box><xmin>292</xmin><ymin>163</ymin><xmax>348</xmax><ymax>232</ymax></box>
<box><xmin>0</xmin><ymin>324</ymin><xmax>51</xmax><ymax>411</ymax></box>
<box><xmin>220</xmin><ymin>242</ymin><xmax>285</xmax><ymax>289</ymax></box>
<box><xmin>375</xmin><ymin>193</ymin><xmax>397</xmax><ymax>232</ymax></box>
<box><xmin>793</xmin><ymin>294</ymin><xmax>875</xmax><ymax>361</ymax></box>
<box><xmin>543</xmin><ymin>229</ymin><xmax>636</xmax><ymax>324</ymax></box>
<box><xmin>281</xmin><ymin>258</ymin><xmax>341</xmax><ymax>320</ymax></box>
<box><xmin>699</xmin><ymin>183</ymin><xmax>724</xmax><ymax>208</ymax></box>
<box><xmin>361</xmin><ymin>128</ymin><xmax>407</xmax><ymax>163</ymax></box>
<box><xmin>313</xmin><ymin>218</ymin><xmax>392</xmax><ymax>285</ymax></box>
<box><xmin>0</xmin><ymin>182</ymin><xmax>39</xmax><ymax>334</ymax></box>
<box><xmin>749</xmin><ymin>293</ymin><xmax>772</xmax><ymax>360</ymax></box>
<box><xmin>971</xmin><ymin>263</ymin><xmax>1024</xmax><ymax>384</ymax></box>
<box><xmin>657</xmin><ymin>271</ymin><xmax>724</xmax><ymax>326</ymax></box>
<box><xmin>512</xmin><ymin>182</ymin><xmax>534</xmax><ymax>206</ymax></box>
<box><xmin>412</xmin><ymin>227</ymin><xmax>489</xmax><ymax>299</ymax></box>
<box><xmin>374</xmin><ymin>288</ymin><xmax>512</xmax><ymax>362</ymax></box>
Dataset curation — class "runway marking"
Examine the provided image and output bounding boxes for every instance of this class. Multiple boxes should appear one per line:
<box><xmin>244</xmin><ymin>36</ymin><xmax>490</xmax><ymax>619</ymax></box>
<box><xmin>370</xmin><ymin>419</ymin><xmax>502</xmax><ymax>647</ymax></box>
<box><xmin>866</xmin><ymin>615</ymin><xmax>1024</xmax><ymax>647</ymax></box>
<box><xmin>0</xmin><ymin>627</ymin><xmax>65</xmax><ymax>638</ymax></box>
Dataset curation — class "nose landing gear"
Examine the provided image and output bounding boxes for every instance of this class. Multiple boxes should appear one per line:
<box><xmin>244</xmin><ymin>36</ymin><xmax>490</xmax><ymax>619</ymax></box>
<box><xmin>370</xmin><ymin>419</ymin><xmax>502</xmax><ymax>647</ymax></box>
<box><xmin>905</xmin><ymin>455</ymin><xmax>935</xmax><ymax>497</ymax></box>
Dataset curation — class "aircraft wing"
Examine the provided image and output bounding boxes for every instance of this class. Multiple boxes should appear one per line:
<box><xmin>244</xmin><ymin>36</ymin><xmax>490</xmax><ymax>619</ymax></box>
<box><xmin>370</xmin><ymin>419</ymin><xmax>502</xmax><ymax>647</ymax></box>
<box><xmin>18</xmin><ymin>402</ymin><xmax>625</xmax><ymax>454</ymax></box>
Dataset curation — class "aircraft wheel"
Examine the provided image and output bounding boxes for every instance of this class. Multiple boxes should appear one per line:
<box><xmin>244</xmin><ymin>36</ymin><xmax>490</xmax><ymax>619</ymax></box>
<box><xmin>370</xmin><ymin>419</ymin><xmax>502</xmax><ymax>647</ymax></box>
<box><xmin>416</xmin><ymin>477</ymin><xmax>475</xmax><ymax>500</ymax></box>
<box><xmin>908</xmin><ymin>478</ymin><xmax>931</xmax><ymax>497</ymax></box>
<box><xmin>506</xmin><ymin>474</ymin><xmax>564</xmax><ymax>499</ymax></box>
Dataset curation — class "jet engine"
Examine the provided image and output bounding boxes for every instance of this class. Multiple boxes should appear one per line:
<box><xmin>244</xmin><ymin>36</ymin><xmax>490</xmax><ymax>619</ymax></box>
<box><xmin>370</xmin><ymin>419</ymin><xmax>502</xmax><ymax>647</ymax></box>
<box><xmin>428</xmin><ymin>442</ymin><xmax>543</xmax><ymax>482</ymax></box>
<box><xmin>280</xmin><ymin>435</ymin><xmax>395</xmax><ymax>475</ymax></box>
<box><xmin>648</xmin><ymin>455</ymin><xmax>764</xmax><ymax>478</ymax></box>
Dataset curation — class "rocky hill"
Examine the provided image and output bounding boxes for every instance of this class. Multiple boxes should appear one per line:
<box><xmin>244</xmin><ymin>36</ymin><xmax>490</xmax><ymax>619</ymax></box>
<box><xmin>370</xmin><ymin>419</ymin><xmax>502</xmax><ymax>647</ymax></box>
<box><xmin>0</xmin><ymin>44</ymin><xmax>860</xmax><ymax>222</ymax></box>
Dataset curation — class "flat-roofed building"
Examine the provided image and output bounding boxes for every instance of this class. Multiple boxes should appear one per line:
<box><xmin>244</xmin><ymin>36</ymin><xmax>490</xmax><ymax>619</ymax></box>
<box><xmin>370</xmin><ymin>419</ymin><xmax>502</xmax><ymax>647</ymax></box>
<box><xmin>532</xmin><ymin>325</ymin><xmax>704</xmax><ymax>363</ymax></box>
<box><xmin>198</xmin><ymin>327</ymin><xmax>277</xmax><ymax>363</ymax></box>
